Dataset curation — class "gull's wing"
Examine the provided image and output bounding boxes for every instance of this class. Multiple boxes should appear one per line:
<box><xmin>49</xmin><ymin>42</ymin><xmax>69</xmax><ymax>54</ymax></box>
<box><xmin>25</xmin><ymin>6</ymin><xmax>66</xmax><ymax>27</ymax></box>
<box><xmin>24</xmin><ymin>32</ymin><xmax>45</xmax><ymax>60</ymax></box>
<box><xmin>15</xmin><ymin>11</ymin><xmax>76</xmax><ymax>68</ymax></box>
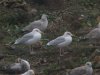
<box><xmin>86</xmin><ymin>28</ymin><xmax>100</xmax><ymax>39</ymax></box>
<box><xmin>47</xmin><ymin>36</ymin><xmax>65</xmax><ymax>46</ymax></box>
<box><xmin>3</xmin><ymin>63</ymin><xmax>22</xmax><ymax>74</ymax></box>
<box><xmin>15</xmin><ymin>33</ymin><xmax>33</xmax><ymax>44</ymax></box>
<box><xmin>70</xmin><ymin>66</ymin><xmax>86</xmax><ymax>75</ymax></box>
<box><xmin>22</xmin><ymin>20</ymin><xmax>42</xmax><ymax>32</ymax></box>
<box><xmin>10</xmin><ymin>63</ymin><xmax>21</xmax><ymax>70</ymax></box>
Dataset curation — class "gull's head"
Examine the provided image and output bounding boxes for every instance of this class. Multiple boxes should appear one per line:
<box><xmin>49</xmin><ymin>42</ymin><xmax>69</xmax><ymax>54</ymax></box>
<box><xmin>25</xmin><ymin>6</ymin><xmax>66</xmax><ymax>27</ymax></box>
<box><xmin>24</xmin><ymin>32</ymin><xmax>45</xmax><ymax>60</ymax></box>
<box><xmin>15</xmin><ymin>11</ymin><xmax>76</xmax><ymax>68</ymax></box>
<box><xmin>85</xmin><ymin>62</ymin><xmax>92</xmax><ymax>67</ymax></box>
<box><xmin>32</xmin><ymin>28</ymin><xmax>42</xmax><ymax>33</ymax></box>
<box><xmin>19</xmin><ymin>58</ymin><xmax>30</xmax><ymax>70</ymax></box>
<box><xmin>17</xmin><ymin>58</ymin><xmax>24</xmax><ymax>63</ymax></box>
<box><xmin>17</xmin><ymin>58</ymin><xmax>22</xmax><ymax>63</ymax></box>
<box><xmin>41</xmin><ymin>14</ymin><xmax>48</xmax><ymax>20</ymax></box>
<box><xmin>63</xmin><ymin>31</ymin><xmax>73</xmax><ymax>36</ymax></box>
<box><xmin>27</xmin><ymin>70</ymin><xmax>35</xmax><ymax>75</ymax></box>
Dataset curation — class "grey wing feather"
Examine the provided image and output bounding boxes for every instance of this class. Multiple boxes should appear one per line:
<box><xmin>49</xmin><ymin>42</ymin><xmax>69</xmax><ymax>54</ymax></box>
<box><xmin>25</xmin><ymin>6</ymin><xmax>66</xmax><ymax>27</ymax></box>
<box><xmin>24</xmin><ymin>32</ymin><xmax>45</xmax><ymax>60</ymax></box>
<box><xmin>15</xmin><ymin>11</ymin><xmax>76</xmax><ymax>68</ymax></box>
<box><xmin>86</xmin><ymin>28</ymin><xmax>100</xmax><ymax>39</ymax></box>
<box><xmin>10</xmin><ymin>63</ymin><xmax>21</xmax><ymax>70</ymax></box>
<box><xmin>48</xmin><ymin>36</ymin><xmax>65</xmax><ymax>45</ymax></box>
<box><xmin>15</xmin><ymin>33</ymin><xmax>33</xmax><ymax>44</ymax></box>
<box><xmin>70</xmin><ymin>67</ymin><xmax>86</xmax><ymax>75</ymax></box>
<box><xmin>3</xmin><ymin>63</ymin><xmax>22</xmax><ymax>74</ymax></box>
<box><xmin>22</xmin><ymin>20</ymin><xmax>42</xmax><ymax>31</ymax></box>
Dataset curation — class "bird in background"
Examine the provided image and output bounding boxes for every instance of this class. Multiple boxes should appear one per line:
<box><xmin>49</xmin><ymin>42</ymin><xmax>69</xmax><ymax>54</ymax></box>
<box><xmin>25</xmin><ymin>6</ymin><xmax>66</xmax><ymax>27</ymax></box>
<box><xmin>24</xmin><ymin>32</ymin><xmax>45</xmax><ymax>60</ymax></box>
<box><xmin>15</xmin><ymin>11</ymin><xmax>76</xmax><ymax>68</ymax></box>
<box><xmin>78</xmin><ymin>22</ymin><xmax>100</xmax><ymax>43</ymax></box>
<box><xmin>47</xmin><ymin>31</ymin><xmax>73</xmax><ymax>56</ymax></box>
<box><xmin>0</xmin><ymin>58</ymin><xmax>30</xmax><ymax>74</ymax></box>
<box><xmin>69</xmin><ymin>62</ymin><xmax>93</xmax><ymax>75</ymax></box>
<box><xmin>85</xmin><ymin>22</ymin><xmax>100</xmax><ymax>40</ymax></box>
<box><xmin>20</xmin><ymin>69</ymin><xmax>35</xmax><ymax>75</ymax></box>
<box><xmin>22</xmin><ymin>14</ymin><xmax>48</xmax><ymax>32</ymax></box>
<box><xmin>12</xmin><ymin>28</ymin><xmax>42</xmax><ymax>54</ymax></box>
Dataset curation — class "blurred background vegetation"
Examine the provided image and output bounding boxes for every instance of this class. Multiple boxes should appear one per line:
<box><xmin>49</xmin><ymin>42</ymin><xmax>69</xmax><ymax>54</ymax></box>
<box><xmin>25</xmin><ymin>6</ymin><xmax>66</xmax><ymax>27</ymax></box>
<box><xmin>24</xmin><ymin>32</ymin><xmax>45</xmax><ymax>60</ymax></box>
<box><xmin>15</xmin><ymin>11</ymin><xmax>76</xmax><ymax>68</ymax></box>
<box><xmin>0</xmin><ymin>0</ymin><xmax>100</xmax><ymax>75</ymax></box>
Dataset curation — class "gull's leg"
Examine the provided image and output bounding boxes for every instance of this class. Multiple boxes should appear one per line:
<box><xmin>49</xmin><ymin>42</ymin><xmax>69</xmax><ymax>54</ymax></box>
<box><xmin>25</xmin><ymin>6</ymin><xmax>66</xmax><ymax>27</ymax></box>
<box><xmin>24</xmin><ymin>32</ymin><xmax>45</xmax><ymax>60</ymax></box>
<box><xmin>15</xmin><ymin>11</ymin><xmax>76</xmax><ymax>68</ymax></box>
<box><xmin>58</xmin><ymin>48</ymin><xmax>63</xmax><ymax>64</ymax></box>
<box><xmin>60</xmin><ymin>48</ymin><xmax>63</xmax><ymax>56</ymax></box>
<box><xmin>29</xmin><ymin>45</ymin><xmax>32</xmax><ymax>54</ymax></box>
<box><xmin>29</xmin><ymin>45</ymin><xmax>35</xmax><ymax>55</ymax></box>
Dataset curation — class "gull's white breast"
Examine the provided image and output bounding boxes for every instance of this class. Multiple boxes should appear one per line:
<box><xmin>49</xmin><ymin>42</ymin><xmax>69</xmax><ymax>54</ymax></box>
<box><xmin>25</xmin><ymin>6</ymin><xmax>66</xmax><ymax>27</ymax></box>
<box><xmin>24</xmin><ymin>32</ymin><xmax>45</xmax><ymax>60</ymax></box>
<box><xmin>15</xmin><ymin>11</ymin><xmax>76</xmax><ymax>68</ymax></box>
<box><xmin>25</xmin><ymin>32</ymin><xmax>41</xmax><ymax>45</ymax></box>
<box><xmin>58</xmin><ymin>36</ymin><xmax>72</xmax><ymax>47</ymax></box>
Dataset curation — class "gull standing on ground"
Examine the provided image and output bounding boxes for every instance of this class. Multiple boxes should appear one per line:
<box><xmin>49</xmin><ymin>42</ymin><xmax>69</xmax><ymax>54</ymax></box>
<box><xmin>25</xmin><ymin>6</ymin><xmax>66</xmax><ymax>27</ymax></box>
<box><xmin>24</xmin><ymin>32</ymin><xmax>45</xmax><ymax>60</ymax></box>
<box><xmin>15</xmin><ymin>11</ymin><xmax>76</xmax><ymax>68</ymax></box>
<box><xmin>69</xmin><ymin>62</ymin><xmax>93</xmax><ymax>75</ymax></box>
<box><xmin>13</xmin><ymin>28</ymin><xmax>42</xmax><ymax>54</ymax></box>
<box><xmin>21</xmin><ymin>70</ymin><xmax>35</xmax><ymax>75</ymax></box>
<box><xmin>47</xmin><ymin>31</ymin><xmax>73</xmax><ymax>56</ymax></box>
<box><xmin>1</xmin><ymin>58</ymin><xmax>30</xmax><ymax>74</ymax></box>
<box><xmin>22</xmin><ymin>14</ymin><xmax>48</xmax><ymax>32</ymax></box>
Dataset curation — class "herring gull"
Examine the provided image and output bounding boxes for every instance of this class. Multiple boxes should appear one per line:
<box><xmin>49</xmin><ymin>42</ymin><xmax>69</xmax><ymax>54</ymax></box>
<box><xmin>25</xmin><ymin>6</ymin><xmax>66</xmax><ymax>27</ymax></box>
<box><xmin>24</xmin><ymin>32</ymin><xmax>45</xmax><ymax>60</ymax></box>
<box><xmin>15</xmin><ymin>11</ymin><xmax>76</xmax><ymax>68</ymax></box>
<box><xmin>69</xmin><ymin>62</ymin><xmax>93</xmax><ymax>75</ymax></box>
<box><xmin>22</xmin><ymin>14</ymin><xmax>48</xmax><ymax>32</ymax></box>
<box><xmin>21</xmin><ymin>70</ymin><xmax>35</xmax><ymax>75</ymax></box>
<box><xmin>47</xmin><ymin>31</ymin><xmax>73</xmax><ymax>56</ymax></box>
<box><xmin>13</xmin><ymin>28</ymin><xmax>42</xmax><ymax>54</ymax></box>
<box><xmin>1</xmin><ymin>58</ymin><xmax>30</xmax><ymax>74</ymax></box>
